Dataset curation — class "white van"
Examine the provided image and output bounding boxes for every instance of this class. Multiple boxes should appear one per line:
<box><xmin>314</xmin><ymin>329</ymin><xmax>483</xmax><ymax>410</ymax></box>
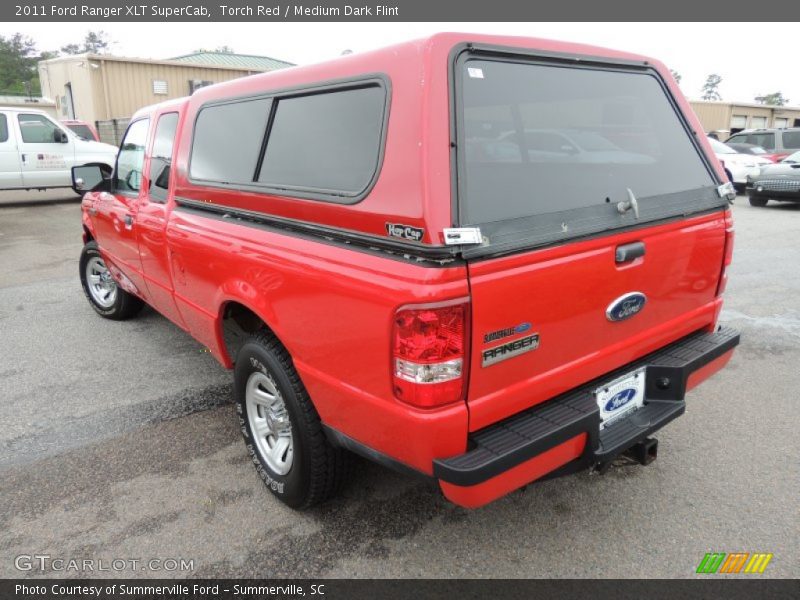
<box><xmin>0</xmin><ymin>107</ymin><xmax>118</xmax><ymax>191</ymax></box>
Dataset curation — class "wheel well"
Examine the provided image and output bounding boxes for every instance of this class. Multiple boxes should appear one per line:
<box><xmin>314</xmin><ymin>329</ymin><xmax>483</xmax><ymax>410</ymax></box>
<box><xmin>83</xmin><ymin>225</ymin><xmax>94</xmax><ymax>242</ymax></box>
<box><xmin>221</xmin><ymin>302</ymin><xmax>273</xmax><ymax>365</ymax></box>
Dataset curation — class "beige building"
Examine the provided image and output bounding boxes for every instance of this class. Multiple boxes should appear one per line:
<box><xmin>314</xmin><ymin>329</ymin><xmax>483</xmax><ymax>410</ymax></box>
<box><xmin>38</xmin><ymin>51</ymin><xmax>293</xmax><ymax>143</ymax></box>
<box><xmin>689</xmin><ymin>100</ymin><xmax>800</xmax><ymax>139</ymax></box>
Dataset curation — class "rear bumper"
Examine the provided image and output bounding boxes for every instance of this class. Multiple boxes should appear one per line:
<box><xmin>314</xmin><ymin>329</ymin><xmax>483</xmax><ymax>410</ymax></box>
<box><xmin>435</xmin><ymin>326</ymin><xmax>739</xmax><ymax>506</ymax></box>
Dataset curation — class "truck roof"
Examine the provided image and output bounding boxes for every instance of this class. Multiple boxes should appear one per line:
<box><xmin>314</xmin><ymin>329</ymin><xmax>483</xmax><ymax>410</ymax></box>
<box><xmin>0</xmin><ymin>106</ymin><xmax>50</xmax><ymax>114</ymax></box>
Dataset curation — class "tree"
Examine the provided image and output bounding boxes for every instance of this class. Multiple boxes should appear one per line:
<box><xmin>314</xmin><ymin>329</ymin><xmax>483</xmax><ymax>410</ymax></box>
<box><xmin>193</xmin><ymin>45</ymin><xmax>235</xmax><ymax>54</ymax></box>
<box><xmin>701</xmin><ymin>74</ymin><xmax>722</xmax><ymax>101</ymax></box>
<box><xmin>754</xmin><ymin>92</ymin><xmax>789</xmax><ymax>107</ymax></box>
<box><xmin>669</xmin><ymin>69</ymin><xmax>682</xmax><ymax>85</ymax></box>
<box><xmin>60</xmin><ymin>31</ymin><xmax>112</xmax><ymax>55</ymax></box>
<box><xmin>0</xmin><ymin>33</ymin><xmax>40</xmax><ymax>95</ymax></box>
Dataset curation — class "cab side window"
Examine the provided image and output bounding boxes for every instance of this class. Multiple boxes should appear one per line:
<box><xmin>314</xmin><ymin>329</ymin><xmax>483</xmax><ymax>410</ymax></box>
<box><xmin>116</xmin><ymin>118</ymin><xmax>150</xmax><ymax>193</ymax></box>
<box><xmin>148</xmin><ymin>112</ymin><xmax>179</xmax><ymax>202</ymax></box>
<box><xmin>17</xmin><ymin>113</ymin><xmax>64</xmax><ymax>143</ymax></box>
<box><xmin>0</xmin><ymin>114</ymin><xmax>8</xmax><ymax>143</ymax></box>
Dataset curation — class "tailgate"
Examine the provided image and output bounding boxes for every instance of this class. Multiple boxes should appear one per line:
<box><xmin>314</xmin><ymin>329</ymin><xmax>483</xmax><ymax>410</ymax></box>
<box><xmin>466</xmin><ymin>212</ymin><xmax>726</xmax><ymax>431</ymax></box>
<box><xmin>451</xmin><ymin>46</ymin><xmax>731</xmax><ymax>431</ymax></box>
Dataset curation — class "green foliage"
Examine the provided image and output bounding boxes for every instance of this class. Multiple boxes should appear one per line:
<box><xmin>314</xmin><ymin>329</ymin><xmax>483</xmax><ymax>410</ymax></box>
<box><xmin>701</xmin><ymin>74</ymin><xmax>722</xmax><ymax>101</ymax></box>
<box><xmin>0</xmin><ymin>33</ymin><xmax>40</xmax><ymax>95</ymax></box>
<box><xmin>60</xmin><ymin>31</ymin><xmax>112</xmax><ymax>55</ymax></box>
<box><xmin>754</xmin><ymin>92</ymin><xmax>789</xmax><ymax>107</ymax></box>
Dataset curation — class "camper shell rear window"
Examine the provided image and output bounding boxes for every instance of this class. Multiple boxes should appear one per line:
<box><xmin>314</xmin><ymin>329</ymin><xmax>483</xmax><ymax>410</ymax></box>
<box><xmin>453</xmin><ymin>48</ymin><xmax>726</xmax><ymax>257</ymax></box>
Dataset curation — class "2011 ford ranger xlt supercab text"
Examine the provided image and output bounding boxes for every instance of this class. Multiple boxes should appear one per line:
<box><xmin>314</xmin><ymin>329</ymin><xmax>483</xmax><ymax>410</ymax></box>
<box><xmin>74</xmin><ymin>34</ymin><xmax>740</xmax><ymax>509</ymax></box>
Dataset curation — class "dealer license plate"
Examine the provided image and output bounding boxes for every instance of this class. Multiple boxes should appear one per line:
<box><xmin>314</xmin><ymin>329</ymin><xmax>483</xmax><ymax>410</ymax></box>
<box><xmin>594</xmin><ymin>367</ymin><xmax>646</xmax><ymax>430</ymax></box>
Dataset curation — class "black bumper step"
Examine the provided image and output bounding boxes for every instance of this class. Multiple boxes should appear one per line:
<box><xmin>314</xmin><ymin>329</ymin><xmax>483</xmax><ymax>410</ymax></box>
<box><xmin>434</xmin><ymin>326</ymin><xmax>739</xmax><ymax>486</ymax></box>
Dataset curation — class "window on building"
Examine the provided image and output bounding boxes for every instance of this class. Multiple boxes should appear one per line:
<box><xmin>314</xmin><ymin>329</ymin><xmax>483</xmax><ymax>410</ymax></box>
<box><xmin>773</xmin><ymin>117</ymin><xmax>789</xmax><ymax>129</ymax></box>
<box><xmin>116</xmin><ymin>118</ymin><xmax>150</xmax><ymax>193</ymax></box>
<box><xmin>17</xmin><ymin>113</ymin><xmax>65</xmax><ymax>143</ymax></box>
<box><xmin>730</xmin><ymin>114</ymin><xmax>747</xmax><ymax>133</ymax></box>
<box><xmin>750</xmin><ymin>116</ymin><xmax>768</xmax><ymax>129</ymax></box>
<box><xmin>153</xmin><ymin>80</ymin><xmax>168</xmax><ymax>95</ymax></box>
<box><xmin>257</xmin><ymin>86</ymin><xmax>385</xmax><ymax>195</ymax></box>
<box><xmin>190</xmin><ymin>98</ymin><xmax>271</xmax><ymax>184</ymax></box>
<box><xmin>148</xmin><ymin>112</ymin><xmax>179</xmax><ymax>202</ymax></box>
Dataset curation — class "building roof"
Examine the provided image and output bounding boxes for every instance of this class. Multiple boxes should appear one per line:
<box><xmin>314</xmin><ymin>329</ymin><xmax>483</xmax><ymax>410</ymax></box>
<box><xmin>689</xmin><ymin>99</ymin><xmax>800</xmax><ymax>112</ymax></box>
<box><xmin>169</xmin><ymin>51</ymin><xmax>294</xmax><ymax>71</ymax></box>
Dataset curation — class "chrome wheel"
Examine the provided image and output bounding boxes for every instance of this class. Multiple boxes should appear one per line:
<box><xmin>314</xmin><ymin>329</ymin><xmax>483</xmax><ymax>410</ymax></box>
<box><xmin>245</xmin><ymin>371</ymin><xmax>294</xmax><ymax>475</ymax></box>
<box><xmin>85</xmin><ymin>256</ymin><xmax>117</xmax><ymax>308</ymax></box>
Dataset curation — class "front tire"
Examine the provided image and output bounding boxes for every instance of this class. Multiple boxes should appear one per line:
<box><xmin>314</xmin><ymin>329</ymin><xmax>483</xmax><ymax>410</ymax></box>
<box><xmin>79</xmin><ymin>241</ymin><xmax>144</xmax><ymax>320</ymax></box>
<box><xmin>749</xmin><ymin>197</ymin><xmax>768</xmax><ymax>207</ymax></box>
<box><xmin>235</xmin><ymin>330</ymin><xmax>350</xmax><ymax>509</ymax></box>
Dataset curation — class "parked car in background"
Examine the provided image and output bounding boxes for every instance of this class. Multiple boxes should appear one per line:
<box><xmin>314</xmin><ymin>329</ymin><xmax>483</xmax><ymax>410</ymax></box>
<box><xmin>708</xmin><ymin>137</ymin><xmax>771</xmax><ymax>190</ymax></box>
<box><xmin>0</xmin><ymin>107</ymin><xmax>117</xmax><ymax>190</ymax></box>
<box><xmin>746</xmin><ymin>150</ymin><xmax>800</xmax><ymax>206</ymax></box>
<box><xmin>62</xmin><ymin>119</ymin><xmax>100</xmax><ymax>142</ymax></box>
<box><xmin>726</xmin><ymin>128</ymin><xmax>800</xmax><ymax>163</ymax></box>
<box><xmin>725</xmin><ymin>142</ymin><xmax>774</xmax><ymax>160</ymax></box>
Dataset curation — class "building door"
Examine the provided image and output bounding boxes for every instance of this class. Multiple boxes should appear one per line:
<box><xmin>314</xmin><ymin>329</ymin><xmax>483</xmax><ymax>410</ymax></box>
<box><xmin>64</xmin><ymin>83</ymin><xmax>75</xmax><ymax>119</ymax></box>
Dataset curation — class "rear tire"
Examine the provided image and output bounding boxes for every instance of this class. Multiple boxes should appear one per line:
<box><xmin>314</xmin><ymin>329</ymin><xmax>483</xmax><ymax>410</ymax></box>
<box><xmin>749</xmin><ymin>197</ymin><xmax>768</xmax><ymax>207</ymax></box>
<box><xmin>235</xmin><ymin>329</ymin><xmax>350</xmax><ymax>509</ymax></box>
<box><xmin>79</xmin><ymin>241</ymin><xmax>144</xmax><ymax>320</ymax></box>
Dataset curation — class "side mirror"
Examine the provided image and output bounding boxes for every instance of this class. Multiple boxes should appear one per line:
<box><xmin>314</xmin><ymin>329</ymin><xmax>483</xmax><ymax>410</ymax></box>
<box><xmin>54</xmin><ymin>129</ymin><xmax>69</xmax><ymax>143</ymax></box>
<box><xmin>72</xmin><ymin>165</ymin><xmax>110</xmax><ymax>195</ymax></box>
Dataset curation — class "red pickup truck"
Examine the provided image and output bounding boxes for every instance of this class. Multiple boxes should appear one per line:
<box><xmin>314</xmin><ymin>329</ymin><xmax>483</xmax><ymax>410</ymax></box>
<box><xmin>73</xmin><ymin>33</ymin><xmax>739</xmax><ymax>509</ymax></box>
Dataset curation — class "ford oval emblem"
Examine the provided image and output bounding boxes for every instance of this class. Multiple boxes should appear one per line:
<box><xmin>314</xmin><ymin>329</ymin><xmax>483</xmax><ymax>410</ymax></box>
<box><xmin>604</xmin><ymin>388</ymin><xmax>638</xmax><ymax>412</ymax></box>
<box><xmin>606</xmin><ymin>292</ymin><xmax>647</xmax><ymax>322</ymax></box>
<box><xmin>514</xmin><ymin>322</ymin><xmax>532</xmax><ymax>334</ymax></box>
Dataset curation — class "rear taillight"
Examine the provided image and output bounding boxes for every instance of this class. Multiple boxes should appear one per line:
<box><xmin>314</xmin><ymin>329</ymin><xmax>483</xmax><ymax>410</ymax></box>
<box><xmin>392</xmin><ymin>300</ymin><xmax>469</xmax><ymax>408</ymax></box>
<box><xmin>716</xmin><ymin>211</ymin><xmax>735</xmax><ymax>296</ymax></box>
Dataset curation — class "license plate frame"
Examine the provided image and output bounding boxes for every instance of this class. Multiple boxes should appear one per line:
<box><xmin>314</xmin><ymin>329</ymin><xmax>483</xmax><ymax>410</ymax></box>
<box><xmin>594</xmin><ymin>367</ymin><xmax>646</xmax><ymax>430</ymax></box>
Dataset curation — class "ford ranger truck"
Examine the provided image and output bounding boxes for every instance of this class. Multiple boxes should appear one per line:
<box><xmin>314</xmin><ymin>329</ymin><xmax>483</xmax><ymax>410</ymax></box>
<box><xmin>73</xmin><ymin>34</ymin><xmax>739</xmax><ymax>509</ymax></box>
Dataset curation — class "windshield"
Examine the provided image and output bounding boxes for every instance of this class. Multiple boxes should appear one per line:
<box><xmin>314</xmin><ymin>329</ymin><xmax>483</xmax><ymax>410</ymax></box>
<box><xmin>708</xmin><ymin>138</ymin><xmax>737</xmax><ymax>154</ymax></box>
<box><xmin>457</xmin><ymin>58</ymin><xmax>718</xmax><ymax>236</ymax></box>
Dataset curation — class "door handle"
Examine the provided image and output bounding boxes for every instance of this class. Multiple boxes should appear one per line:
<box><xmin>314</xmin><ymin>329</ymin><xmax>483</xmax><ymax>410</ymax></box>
<box><xmin>615</xmin><ymin>241</ymin><xmax>645</xmax><ymax>263</ymax></box>
<box><xmin>124</xmin><ymin>214</ymin><xmax>134</xmax><ymax>230</ymax></box>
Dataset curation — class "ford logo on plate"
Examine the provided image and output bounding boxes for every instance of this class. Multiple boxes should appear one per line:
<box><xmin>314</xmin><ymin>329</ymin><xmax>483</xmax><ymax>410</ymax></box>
<box><xmin>604</xmin><ymin>388</ymin><xmax>638</xmax><ymax>412</ymax></box>
<box><xmin>606</xmin><ymin>292</ymin><xmax>647</xmax><ymax>322</ymax></box>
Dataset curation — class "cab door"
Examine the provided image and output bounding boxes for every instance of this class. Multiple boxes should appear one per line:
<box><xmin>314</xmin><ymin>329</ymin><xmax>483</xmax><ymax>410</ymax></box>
<box><xmin>14</xmin><ymin>112</ymin><xmax>74</xmax><ymax>187</ymax></box>
<box><xmin>0</xmin><ymin>113</ymin><xmax>23</xmax><ymax>188</ymax></box>
<box><xmin>90</xmin><ymin>118</ymin><xmax>150</xmax><ymax>298</ymax></box>
<box><xmin>136</xmin><ymin>110</ymin><xmax>186</xmax><ymax>328</ymax></box>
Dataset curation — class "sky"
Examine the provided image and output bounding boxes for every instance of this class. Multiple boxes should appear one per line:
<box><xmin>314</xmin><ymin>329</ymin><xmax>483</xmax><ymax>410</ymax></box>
<box><xmin>3</xmin><ymin>21</ymin><xmax>798</xmax><ymax>105</ymax></box>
